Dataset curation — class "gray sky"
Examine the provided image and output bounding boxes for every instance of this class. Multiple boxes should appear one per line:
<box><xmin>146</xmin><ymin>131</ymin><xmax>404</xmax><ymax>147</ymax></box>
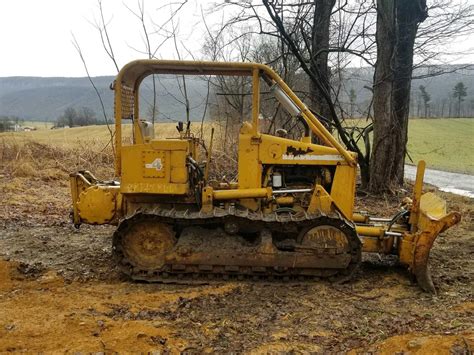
<box><xmin>1</xmin><ymin>0</ymin><xmax>473</xmax><ymax>78</ymax></box>
<box><xmin>0</xmin><ymin>0</ymin><xmax>218</xmax><ymax>77</ymax></box>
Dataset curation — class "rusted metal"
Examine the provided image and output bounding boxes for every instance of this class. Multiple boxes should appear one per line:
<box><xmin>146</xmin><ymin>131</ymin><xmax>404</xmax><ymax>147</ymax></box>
<box><xmin>112</xmin><ymin>208</ymin><xmax>361</xmax><ymax>283</ymax></box>
<box><xmin>71</xmin><ymin>59</ymin><xmax>462</xmax><ymax>293</ymax></box>
<box><xmin>409</xmin><ymin>160</ymin><xmax>426</xmax><ymax>232</ymax></box>
<box><xmin>411</xmin><ymin>194</ymin><xmax>461</xmax><ymax>293</ymax></box>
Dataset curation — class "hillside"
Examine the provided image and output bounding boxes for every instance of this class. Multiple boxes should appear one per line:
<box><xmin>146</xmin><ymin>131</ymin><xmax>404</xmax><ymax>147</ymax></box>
<box><xmin>0</xmin><ymin>65</ymin><xmax>473</xmax><ymax>121</ymax></box>
<box><xmin>0</xmin><ymin>77</ymin><xmax>113</xmax><ymax>121</ymax></box>
<box><xmin>0</xmin><ymin>75</ymin><xmax>208</xmax><ymax>122</ymax></box>
<box><xmin>336</xmin><ymin>65</ymin><xmax>474</xmax><ymax>117</ymax></box>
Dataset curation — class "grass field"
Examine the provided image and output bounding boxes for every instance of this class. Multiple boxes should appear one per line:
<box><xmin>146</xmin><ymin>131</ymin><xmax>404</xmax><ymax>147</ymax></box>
<box><xmin>1</xmin><ymin>118</ymin><xmax>473</xmax><ymax>174</ymax></box>
<box><xmin>407</xmin><ymin>118</ymin><xmax>474</xmax><ymax>174</ymax></box>
<box><xmin>22</xmin><ymin>121</ymin><xmax>54</xmax><ymax>129</ymax></box>
<box><xmin>1</xmin><ymin>123</ymin><xmax>219</xmax><ymax>147</ymax></box>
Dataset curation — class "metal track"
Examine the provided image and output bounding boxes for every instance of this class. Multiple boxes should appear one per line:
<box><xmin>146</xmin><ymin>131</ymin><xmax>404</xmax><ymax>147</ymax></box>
<box><xmin>112</xmin><ymin>206</ymin><xmax>361</xmax><ymax>283</ymax></box>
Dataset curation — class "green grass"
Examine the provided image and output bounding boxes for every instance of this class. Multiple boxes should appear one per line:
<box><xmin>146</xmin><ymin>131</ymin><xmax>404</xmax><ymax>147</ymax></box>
<box><xmin>407</xmin><ymin>118</ymin><xmax>474</xmax><ymax>174</ymax></box>
<box><xmin>2</xmin><ymin>119</ymin><xmax>473</xmax><ymax>174</ymax></box>
<box><xmin>343</xmin><ymin>118</ymin><xmax>474</xmax><ymax>174</ymax></box>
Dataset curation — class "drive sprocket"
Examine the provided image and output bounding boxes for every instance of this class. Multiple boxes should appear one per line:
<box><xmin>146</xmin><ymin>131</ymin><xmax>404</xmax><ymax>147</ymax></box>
<box><xmin>115</xmin><ymin>215</ymin><xmax>176</xmax><ymax>271</ymax></box>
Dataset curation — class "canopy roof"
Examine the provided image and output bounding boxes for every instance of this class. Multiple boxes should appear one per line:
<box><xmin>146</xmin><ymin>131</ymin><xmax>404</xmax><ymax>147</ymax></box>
<box><xmin>116</xmin><ymin>59</ymin><xmax>266</xmax><ymax>88</ymax></box>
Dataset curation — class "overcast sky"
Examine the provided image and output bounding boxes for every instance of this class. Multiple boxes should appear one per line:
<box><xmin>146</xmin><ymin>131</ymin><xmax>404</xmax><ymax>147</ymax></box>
<box><xmin>1</xmin><ymin>0</ymin><xmax>473</xmax><ymax>78</ymax></box>
<box><xmin>0</xmin><ymin>0</ymin><xmax>218</xmax><ymax>77</ymax></box>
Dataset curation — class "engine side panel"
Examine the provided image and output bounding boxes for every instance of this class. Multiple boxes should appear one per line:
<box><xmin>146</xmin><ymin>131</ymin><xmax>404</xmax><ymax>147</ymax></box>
<box><xmin>120</xmin><ymin>140</ymin><xmax>191</xmax><ymax>195</ymax></box>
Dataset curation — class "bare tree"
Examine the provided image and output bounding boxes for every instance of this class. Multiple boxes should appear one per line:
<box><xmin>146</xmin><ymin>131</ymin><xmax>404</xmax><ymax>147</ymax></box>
<box><xmin>201</xmin><ymin>25</ymin><xmax>253</xmax><ymax>150</ymax></box>
<box><xmin>72</xmin><ymin>35</ymin><xmax>114</xmax><ymax>151</ymax></box>
<box><xmin>413</xmin><ymin>0</ymin><xmax>474</xmax><ymax>72</ymax></box>
<box><xmin>349</xmin><ymin>87</ymin><xmax>357</xmax><ymax>118</ymax></box>
<box><xmin>208</xmin><ymin>0</ymin><xmax>376</xmax><ymax>185</ymax></box>
<box><xmin>92</xmin><ymin>0</ymin><xmax>120</xmax><ymax>73</ymax></box>
<box><xmin>419</xmin><ymin>85</ymin><xmax>431</xmax><ymax>117</ymax></box>
<box><xmin>124</xmin><ymin>0</ymin><xmax>158</xmax><ymax>124</ymax></box>
<box><xmin>308</xmin><ymin>0</ymin><xmax>336</xmax><ymax>121</ymax></box>
<box><xmin>251</xmin><ymin>0</ymin><xmax>373</xmax><ymax>184</ymax></box>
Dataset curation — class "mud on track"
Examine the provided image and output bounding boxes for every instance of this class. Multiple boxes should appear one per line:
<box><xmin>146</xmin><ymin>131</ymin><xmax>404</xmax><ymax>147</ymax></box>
<box><xmin>0</xmin><ymin>173</ymin><xmax>473</xmax><ymax>352</ymax></box>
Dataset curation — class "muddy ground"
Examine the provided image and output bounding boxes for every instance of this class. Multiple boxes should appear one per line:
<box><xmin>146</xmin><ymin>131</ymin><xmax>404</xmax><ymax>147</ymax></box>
<box><xmin>0</xmin><ymin>165</ymin><xmax>473</xmax><ymax>352</ymax></box>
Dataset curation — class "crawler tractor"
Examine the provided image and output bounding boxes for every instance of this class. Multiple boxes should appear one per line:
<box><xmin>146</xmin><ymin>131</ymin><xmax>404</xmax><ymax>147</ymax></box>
<box><xmin>70</xmin><ymin>60</ymin><xmax>460</xmax><ymax>293</ymax></box>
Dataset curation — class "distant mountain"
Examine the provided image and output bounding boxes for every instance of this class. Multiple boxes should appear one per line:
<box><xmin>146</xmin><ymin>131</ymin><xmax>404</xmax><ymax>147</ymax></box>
<box><xmin>334</xmin><ymin>65</ymin><xmax>474</xmax><ymax>117</ymax></box>
<box><xmin>0</xmin><ymin>75</ymin><xmax>208</xmax><ymax>122</ymax></box>
<box><xmin>0</xmin><ymin>77</ymin><xmax>112</xmax><ymax>121</ymax></box>
<box><xmin>1</xmin><ymin>65</ymin><xmax>473</xmax><ymax>121</ymax></box>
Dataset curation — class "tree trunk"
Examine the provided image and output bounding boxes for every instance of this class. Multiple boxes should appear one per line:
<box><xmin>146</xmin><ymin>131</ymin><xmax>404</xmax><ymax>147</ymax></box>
<box><xmin>309</xmin><ymin>0</ymin><xmax>336</xmax><ymax>122</ymax></box>
<box><xmin>369</xmin><ymin>0</ymin><xmax>427</xmax><ymax>193</ymax></box>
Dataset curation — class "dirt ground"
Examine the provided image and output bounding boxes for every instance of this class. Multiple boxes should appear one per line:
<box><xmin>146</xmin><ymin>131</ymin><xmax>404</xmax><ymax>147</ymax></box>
<box><xmin>0</xmin><ymin>141</ymin><xmax>473</xmax><ymax>353</ymax></box>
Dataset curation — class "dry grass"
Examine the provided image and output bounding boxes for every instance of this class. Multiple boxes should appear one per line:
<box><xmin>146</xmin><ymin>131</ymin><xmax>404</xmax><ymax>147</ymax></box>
<box><xmin>0</xmin><ymin>138</ymin><xmax>114</xmax><ymax>180</ymax></box>
<box><xmin>0</xmin><ymin>122</ymin><xmax>241</xmax><ymax>183</ymax></box>
<box><xmin>0</xmin><ymin>136</ymin><xmax>116</xmax><ymax>227</ymax></box>
<box><xmin>3</xmin><ymin>118</ymin><xmax>470</xmax><ymax>186</ymax></box>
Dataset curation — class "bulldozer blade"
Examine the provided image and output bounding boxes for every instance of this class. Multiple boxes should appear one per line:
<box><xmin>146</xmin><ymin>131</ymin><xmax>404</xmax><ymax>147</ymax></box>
<box><xmin>411</xmin><ymin>193</ymin><xmax>461</xmax><ymax>294</ymax></box>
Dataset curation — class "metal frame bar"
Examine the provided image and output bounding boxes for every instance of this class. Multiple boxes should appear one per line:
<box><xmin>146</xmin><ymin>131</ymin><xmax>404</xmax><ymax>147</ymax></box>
<box><xmin>113</xmin><ymin>59</ymin><xmax>356</xmax><ymax>176</ymax></box>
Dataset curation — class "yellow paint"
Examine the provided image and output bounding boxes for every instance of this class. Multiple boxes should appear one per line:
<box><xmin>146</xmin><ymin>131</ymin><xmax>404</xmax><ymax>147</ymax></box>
<box><xmin>356</xmin><ymin>225</ymin><xmax>385</xmax><ymax>238</ymax></box>
<box><xmin>237</xmin><ymin>130</ymin><xmax>262</xmax><ymax>190</ymax></box>
<box><xmin>331</xmin><ymin>165</ymin><xmax>357</xmax><ymax>219</ymax></box>
<box><xmin>70</xmin><ymin>59</ymin><xmax>460</xmax><ymax>291</ymax></box>
<box><xmin>352</xmin><ymin>213</ymin><xmax>368</xmax><ymax>223</ymax></box>
<box><xmin>213</xmin><ymin>187</ymin><xmax>272</xmax><ymax>201</ymax></box>
<box><xmin>409</xmin><ymin>160</ymin><xmax>426</xmax><ymax>231</ymax></box>
<box><xmin>419</xmin><ymin>192</ymin><xmax>447</xmax><ymax>219</ymax></box>
<box><xmin>258</xmin><ymin>133</ymin><xmax>347</xmax><ymax>165</ymax></box>
<box><xmin>77</xmin><ymin>185</ymin><xmax>120</xmax><ymax>224</ymax></box>
<box><xmin>275</xmin><ymin>196</ymin><xmax>294</xmax><ymax>205</ymax></box>
<box><xmin>70</xmin><ymin>172</ymin><xmax>121</xmax><ymax>225</ymax></box>
<box><xmin>120</xmin><ymin>140</ymin><xmax>193</xmax><ymax>196</ymax></box>
<box><xmin>251</xmin><ymin>68</ymin><xmax>260</xmax><ymax>135</ymax></box>
<box><xmin>307</xmin><ymin>185</ymin><xmax>333</xmax><ymax>215</ymax></box>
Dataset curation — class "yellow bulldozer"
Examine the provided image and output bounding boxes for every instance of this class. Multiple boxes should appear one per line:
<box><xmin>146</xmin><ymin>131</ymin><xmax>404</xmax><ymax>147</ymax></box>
<box><xmin>69</xmin><ymin>59</ymin><xmax>460</xmax><ymax>293</ymax></box>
